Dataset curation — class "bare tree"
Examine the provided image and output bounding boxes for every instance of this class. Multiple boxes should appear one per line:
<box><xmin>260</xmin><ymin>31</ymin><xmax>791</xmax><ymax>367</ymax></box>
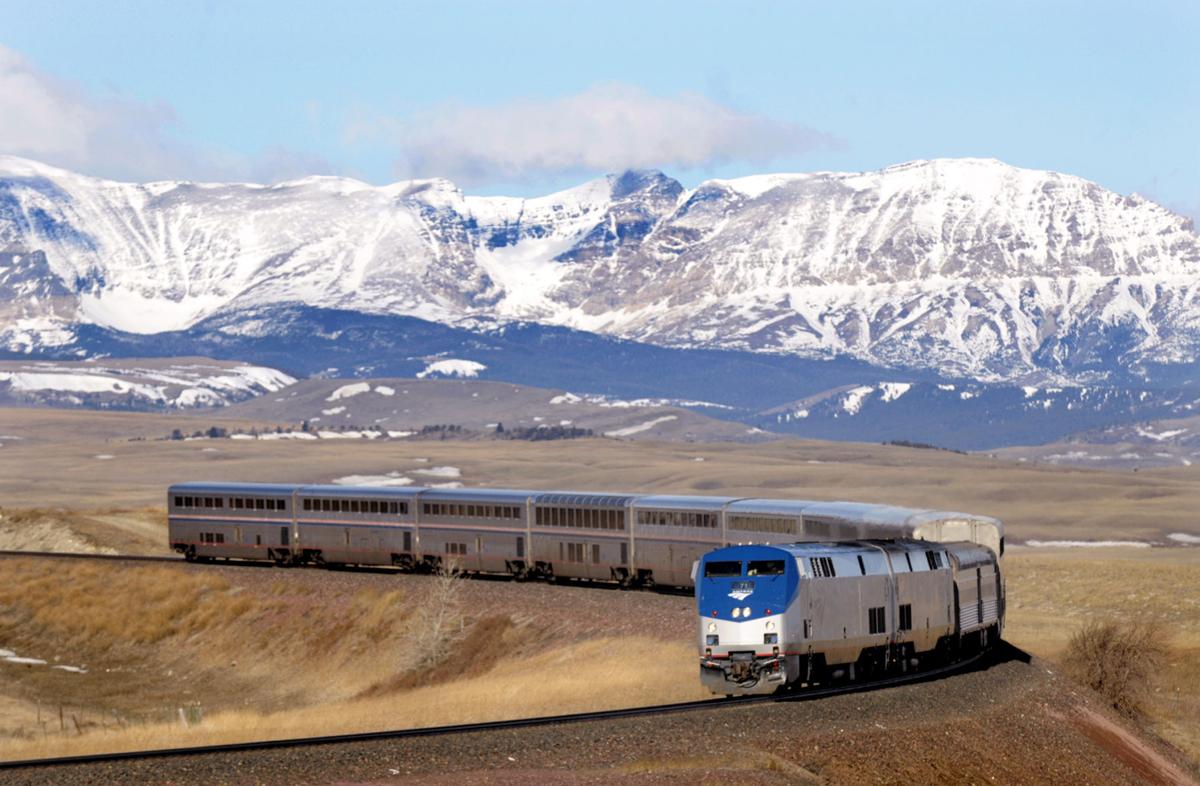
<box><xmin>407</xmin><ymin>560</ymin><xmax>466</xmax><ymax>673</ymax></box>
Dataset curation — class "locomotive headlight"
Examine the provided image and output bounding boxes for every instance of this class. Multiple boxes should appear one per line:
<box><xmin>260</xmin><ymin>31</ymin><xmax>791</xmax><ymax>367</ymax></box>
<box><xmin>707</xmin><ymin>622</ymin><xmax>717</xmax><ymax>634</ymax></box>
<box><xmin>742</xmin><ymin>606</ymin><xmax>751</xmax><ymax>618</ymax></box>
<box><xmin>765</xmin><ymin>620</ymin><xmax>776</xmax><ymax>632</ymax></box>
<box><xmin>732</xmin><ymin>607</ymin><xmax>741</xmax><ymax>619</ymax></box>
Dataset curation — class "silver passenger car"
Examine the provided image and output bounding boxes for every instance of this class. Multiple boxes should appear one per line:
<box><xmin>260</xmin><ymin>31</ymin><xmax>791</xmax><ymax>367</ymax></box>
<box><xmin>167</xmin><ymin>482</ymin><xmax>1004</xmax><ymax>589</ymax></box>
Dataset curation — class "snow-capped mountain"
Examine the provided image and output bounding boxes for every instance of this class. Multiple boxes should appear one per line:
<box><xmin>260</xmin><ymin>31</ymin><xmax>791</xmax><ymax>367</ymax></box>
<box><xmin>3</xmin><ymin>154</ymin><xmax>1198</xmax><ymax>385</ymax></box>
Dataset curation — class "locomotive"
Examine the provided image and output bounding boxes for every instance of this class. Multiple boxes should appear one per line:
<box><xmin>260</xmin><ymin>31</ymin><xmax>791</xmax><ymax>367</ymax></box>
<box><xmin>695</xmin><ymin>539</ymin><xmax>1003</xmax><ymax>694</ymax></box>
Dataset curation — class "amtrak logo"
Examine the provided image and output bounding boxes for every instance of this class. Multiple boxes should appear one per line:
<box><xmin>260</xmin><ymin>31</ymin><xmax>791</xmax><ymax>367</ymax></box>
<box><xmin>728</xmin><ymin>588</ymin><xmax>753</xmax><ymax>601</ymax></box>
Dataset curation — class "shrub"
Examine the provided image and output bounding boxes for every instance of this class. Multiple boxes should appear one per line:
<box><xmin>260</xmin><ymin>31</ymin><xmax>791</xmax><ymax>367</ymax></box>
<box><xmin>406</xmin><ymin>562</ymin><xmax>466</xmax><ymax>673</ymax></box>
<box><xmin>1063</xmin><ymin>617</ymin><xmax>1170</xmax><ymax>718</ymax></box>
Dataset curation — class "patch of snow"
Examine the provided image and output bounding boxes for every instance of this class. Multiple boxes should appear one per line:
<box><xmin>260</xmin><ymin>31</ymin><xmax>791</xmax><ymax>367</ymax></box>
<box><xmin>387</xmin><ymin>430</ymin><xmax>415</xmax><ymax>438</ymax></box>
<box><xmin>93</xmin><ymin>454</ymin><xmax>114</xmax><ymax>460</ymax></box>
<box><xmin>4</xmin><ymin>656</ymin><xmax>47</xmax><ymax>665</ymax></box>
<box><xmin>959</xmin><ymin>390</ymin><xmax>978</xmax><ymax>400</ymax></box>
<box><xmin>1167</xmin><ymin>533</ymin><xmax>1200</xmax><ymax>544</ymax></box>
<box><xmin>257</xmin><ymin>432</ymin><xmax>318</xmax><ymax>440</ymax></box>
<box><xmin>604</xmin><ymin>415</ymin><xmax>678</xmax><ymax>437</ymax></box>
<box><xmin>841</xmin><ymin>386</ymin><xmax>875</xmax><ymax>415</ymax></box>
<box><xmin>1022</xmin><ymin>386</ymin><xmax>1039</xmax><ymax>398</ymax></box>
<box><xmin>879</xmin><ymin>382</ymin><xmax>912</xmax><ymax>403</ymax></box>
<box><xmin>412</xmin><ymin>466</ymin><xmax>462</xmax><ymax>478</ymax></box>
<box><xmin>52</xmin><ymin>665</ymin><xmax>87</xmax><ymax>673</ymax></box>
<box><xmin>693</xmin><ymin>457</ymin><xmax>706</xmax><ymax>462</ymax></box>
<box><xmin>430</xmin><ymin>481</ymin><xmax>464</xmax><ymax>489</ymax></box>
<box><xmin>175</xmin><ymin>388</ymin><xmax>222</xmax><ymax>407</ymax></box>
<box><xmin>550</xmin><ymin>392</ymin><xmax>582</xmax><ymax>404</ymax></box>
<box><xmin>1135</xmin><ymin>427</ymin><xmax>1188</xmax><ymax>442</ymax></box>
<box><xmin>317</xmin><ymin>430</ymin><xmax>379</xmax><ymax>439</ymax></box>
<box><xmin>375</xmin><ymin>385</ymin><xmax>396</xmax><ymax>396</ymax></box>
<box><xmin>416</xmin><ymin>359</ymin><xmax>486</xmax><ymax>379</ymax></box>
<box><xmin>230</xmin><ymin>434</ymin><xmax>255</xmax><ymax>440</ymax></box>
<box><xmin>326</xmin><ymin>382</ymin><xmax>371</xmax><ymax>402</ymax></box>
<box><xmin>937</xmin><ymin>384</ymin><xmax>956</xmax><ymax>391</ymax></box>
<box><xmin>0</xmin><ymin>371</ymin><xmax>162</xmax><ymax>399</ymax></box>
<box><xmin>321</xmin><ymin>406</ymin><xmax>346</xmax><ymax>415</ymax></box>
<box><xmin>332</xmin><ymin>474</ymin><xmax>414</xmax><ymax>487</ymax></box>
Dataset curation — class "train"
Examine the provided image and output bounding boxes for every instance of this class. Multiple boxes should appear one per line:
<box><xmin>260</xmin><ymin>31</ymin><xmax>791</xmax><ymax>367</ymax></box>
<box><xmin>167</xmin><ymin>482</ymin><xmax>1004</xmax><ymax>589</ymax></box>
<box><xmin>695</xmin><ymin>539</ymin><xmax>1004</xmax><ymax>694</ymax></box>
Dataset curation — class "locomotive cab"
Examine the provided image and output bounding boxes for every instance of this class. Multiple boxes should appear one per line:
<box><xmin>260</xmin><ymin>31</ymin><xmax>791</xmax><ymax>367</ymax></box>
<box><xmin>696</xmin><ymin>545</ymin><xmax>800</xmax><ymax>695</ymax></box>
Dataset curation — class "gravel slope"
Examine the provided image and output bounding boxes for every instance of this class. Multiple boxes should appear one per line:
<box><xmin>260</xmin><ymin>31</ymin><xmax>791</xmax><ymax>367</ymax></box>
<box><xmin>4</xmin><ymin>644</ymin><xmax>1196</xmax><ymax>785</ymax></box>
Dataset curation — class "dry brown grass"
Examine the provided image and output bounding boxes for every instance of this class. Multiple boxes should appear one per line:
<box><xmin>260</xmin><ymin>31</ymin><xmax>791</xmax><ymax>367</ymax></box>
<box><xmin>1004</xmin><ymin>547</ymin><xmax>1200</xmax><ymax>763</ymax></box>
<box><xmin>1063</xmin><ymin>618</ymin><xmax>1171</xmax><ymax>718</ymax></box>
<box><xmin>0</xmin><ymin>636</ymin><xmax>703</xmax><ymax>762</ymax></box>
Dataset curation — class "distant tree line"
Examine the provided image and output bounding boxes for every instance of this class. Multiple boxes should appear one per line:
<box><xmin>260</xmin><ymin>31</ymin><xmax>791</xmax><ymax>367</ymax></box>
<box><xmin>883</xmin><ymin>439</ymin><xmax>966</xmax><ymax>455</ymax></box>
<box><xmin>495</xmin><ymin>423</ymin><xmax>594</xmax><ymax>441</ymax></box>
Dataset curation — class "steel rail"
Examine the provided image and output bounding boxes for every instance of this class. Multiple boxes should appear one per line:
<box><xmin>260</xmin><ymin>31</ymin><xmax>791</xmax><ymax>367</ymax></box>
<box><xmin>0</xmin><ymin>549</ymin><xmax>180</xmax><ymax>564</ymax></box>
<box><xmin>0</xmin><ymin>649</ymin><xmax>988</xmax><ymax>771</ymax></box>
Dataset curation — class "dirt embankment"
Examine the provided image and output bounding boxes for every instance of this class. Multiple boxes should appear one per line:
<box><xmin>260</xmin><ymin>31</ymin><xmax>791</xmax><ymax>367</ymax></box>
<box><xmin>5</xmin><ymin>647</ymin><xmax>1197</xmax><ymax>785</ymax></box>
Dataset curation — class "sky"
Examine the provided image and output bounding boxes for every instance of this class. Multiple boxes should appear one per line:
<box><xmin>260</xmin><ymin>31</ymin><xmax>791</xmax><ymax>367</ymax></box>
<box><xmin>1</xmin><ymin>1</ymin><xmax>1197</xmax><ymax>219</ymax></box>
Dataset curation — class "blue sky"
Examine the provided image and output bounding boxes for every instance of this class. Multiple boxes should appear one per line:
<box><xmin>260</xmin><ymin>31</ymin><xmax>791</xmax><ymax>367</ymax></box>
<box><xmin>1</xmin><ymin>1</ymin><xmax>1197</xmax><ymax>218</ymax></box>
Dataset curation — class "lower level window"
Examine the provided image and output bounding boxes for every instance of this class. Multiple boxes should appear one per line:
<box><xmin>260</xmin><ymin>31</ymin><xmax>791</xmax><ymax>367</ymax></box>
<box><xmin>868</xmin><ymin>606</ymin><xmax>885</xmax><ymax>634</ymax></box>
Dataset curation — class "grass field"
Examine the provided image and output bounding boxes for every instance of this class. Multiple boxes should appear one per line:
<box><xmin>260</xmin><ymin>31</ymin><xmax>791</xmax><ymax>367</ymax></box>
<box><xmin>2</xmin><ymin>408</ymin><xmax>1199</xmax><ymax>544</ymax></box>
<box><xmin>0</xmin><ymin>407</ymin><xmax>1197</xmax><ymax>765</ymax></box>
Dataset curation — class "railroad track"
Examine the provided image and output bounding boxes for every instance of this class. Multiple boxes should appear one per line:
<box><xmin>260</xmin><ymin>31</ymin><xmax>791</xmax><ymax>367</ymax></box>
<box><xmin>0</xmin><ymin>649</ymin><xmax>990</xmax><ymax>772</ymax></box>
<box><xmin>0</xmin><ymin>549</ymin><xmax>181</xmax><ymax>565</ymax></box>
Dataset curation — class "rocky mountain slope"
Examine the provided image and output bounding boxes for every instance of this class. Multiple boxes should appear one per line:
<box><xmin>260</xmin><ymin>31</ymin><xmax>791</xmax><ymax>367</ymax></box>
<box><xmin>3</xmin><ymin>155</ymin><xmax>1198</xmax><ymax>384</ymax></box>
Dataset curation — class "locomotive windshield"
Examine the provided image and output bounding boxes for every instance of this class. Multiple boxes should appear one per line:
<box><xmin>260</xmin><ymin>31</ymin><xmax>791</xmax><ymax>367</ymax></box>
<box><xmin>746</xmin><ymin>560</ymin><xmax>785</xmax><ymax>576</ymax></box>
<box><xmin>703</xmin><ymin>560</ymin><xmax>742</xmax><ymax>577</ymax></box>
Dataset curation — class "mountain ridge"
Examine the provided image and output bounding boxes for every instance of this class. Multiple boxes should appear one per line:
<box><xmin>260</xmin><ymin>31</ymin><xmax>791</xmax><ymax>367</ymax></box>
<box><xmin>2</xmin><ymin>154</ymin><xmax>1199</xmax><ymax>387</ymax></box>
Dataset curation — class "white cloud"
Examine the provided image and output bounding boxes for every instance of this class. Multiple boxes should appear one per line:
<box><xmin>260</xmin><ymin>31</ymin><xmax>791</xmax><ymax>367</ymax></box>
<box><xmin>0</xmin><ymin>45</ymin><xmax>328</xmax><ymax>184</ymax></box>
<box><xmin>353</xmin><ymin>83</ymin><xmax>837</xmax><ymax>185</ymax></box>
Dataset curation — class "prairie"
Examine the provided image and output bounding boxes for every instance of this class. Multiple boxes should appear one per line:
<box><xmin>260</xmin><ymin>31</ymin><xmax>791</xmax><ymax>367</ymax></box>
<box><xmin>0</xmin><ymin>407</ymin><xmax>1197</xmax><ymax>767</ymax></box>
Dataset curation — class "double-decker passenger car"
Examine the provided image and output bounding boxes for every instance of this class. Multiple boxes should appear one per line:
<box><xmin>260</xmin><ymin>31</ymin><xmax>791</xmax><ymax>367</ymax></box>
<box><xmin>695</xmin><ymin>540</ymin><xmax>1003</xmax><ymax>694</ymax></box>
<box><xmin>167</xmin><ymin>482</ymin><xmax>1005</xmax><ymax>589</ymax></box>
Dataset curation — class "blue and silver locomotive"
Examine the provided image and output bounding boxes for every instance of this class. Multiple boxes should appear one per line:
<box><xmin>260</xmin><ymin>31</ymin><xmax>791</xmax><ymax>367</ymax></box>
<box><xmin>695</xmin><ymin>540</ymin><xmax>1003</xmax><ymax>695</ymax></box>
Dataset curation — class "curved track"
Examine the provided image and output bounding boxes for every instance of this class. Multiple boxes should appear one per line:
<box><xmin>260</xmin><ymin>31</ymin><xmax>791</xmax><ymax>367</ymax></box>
<box><xmin>0</xmin><ymin>549</ymin><xmax>181</xmax><ymax>565</ymax></box>
<box><xmin>0</xmin><ymin>642</ymin><xmax>990</xmax><ymax>771</ymax></box>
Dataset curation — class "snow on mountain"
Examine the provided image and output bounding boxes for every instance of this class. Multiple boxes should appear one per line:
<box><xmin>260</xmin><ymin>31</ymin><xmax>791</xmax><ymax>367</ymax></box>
<box><xmin>0</xmin><ymin>357</ymin><xmax>295</xmax><ymax>409</ymax></box>
<box><xmin>2</xmin><ymin>155</ymin><xmax>1199</xmax><ymax>384</ymax></box>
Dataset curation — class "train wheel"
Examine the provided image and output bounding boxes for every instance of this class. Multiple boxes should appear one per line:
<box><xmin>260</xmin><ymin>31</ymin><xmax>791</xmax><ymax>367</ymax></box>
<box><xmin>184</xmin><ymin>546</ymin><xmax>196</xmax><ymax>562</ymax></box>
